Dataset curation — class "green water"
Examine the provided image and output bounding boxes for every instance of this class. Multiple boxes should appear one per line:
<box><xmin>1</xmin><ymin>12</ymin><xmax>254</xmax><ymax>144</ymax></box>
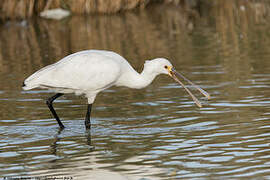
<box><xmin>1</xmin><ymin>1</ymin><xmax>270</xmax><ymax>179</ymax></box>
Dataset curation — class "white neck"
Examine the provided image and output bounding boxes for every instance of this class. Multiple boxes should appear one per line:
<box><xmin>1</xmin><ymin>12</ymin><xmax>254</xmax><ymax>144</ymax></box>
<box><xmin>115</xmin><ymin>66</ymin><xmax>158</xmax><ymax>89</ymax></box>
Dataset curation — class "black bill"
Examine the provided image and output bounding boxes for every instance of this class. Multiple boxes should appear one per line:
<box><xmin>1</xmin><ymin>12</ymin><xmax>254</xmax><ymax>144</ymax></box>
<box><xmin>170</xmin><ymin>67</ymin><xmax>210</xmax><ymax>108</ymax></box>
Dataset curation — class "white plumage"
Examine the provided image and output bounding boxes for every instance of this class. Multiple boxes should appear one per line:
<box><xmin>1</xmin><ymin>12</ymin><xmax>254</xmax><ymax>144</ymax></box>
<box><xmin>23</xmin><ymin>50</ymin><xmax>173</xmax><ymax>104</ymax></box>
<box><xmin>23</xmin><ymin>49</ymin><xmax>209</xmax><ymax>129</ymax></box>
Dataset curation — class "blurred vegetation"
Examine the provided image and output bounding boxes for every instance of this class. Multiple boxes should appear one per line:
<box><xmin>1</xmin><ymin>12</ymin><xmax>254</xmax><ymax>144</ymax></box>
<box><xmin>1</xmin><ymin>0</ymin><xmax>270</xmax><ymax>86</ymax></box>
<box><xmin>0</xmin><ymin>0</ymin><xmax>199</xmax><ymax>20</ymax></box>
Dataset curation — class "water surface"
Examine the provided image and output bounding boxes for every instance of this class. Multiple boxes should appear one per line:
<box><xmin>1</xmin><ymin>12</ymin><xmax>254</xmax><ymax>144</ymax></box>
<box><xmin>1</xmin><ymin>1</ymin><xmax>270</xmax><ymax>179</ymax></box>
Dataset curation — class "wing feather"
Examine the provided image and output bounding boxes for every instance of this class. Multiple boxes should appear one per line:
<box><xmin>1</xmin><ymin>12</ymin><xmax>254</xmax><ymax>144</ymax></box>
<box><xmin>23</xmin><ymin>50</ymin><xmax>122</xmax><ymax>92</ymax></box>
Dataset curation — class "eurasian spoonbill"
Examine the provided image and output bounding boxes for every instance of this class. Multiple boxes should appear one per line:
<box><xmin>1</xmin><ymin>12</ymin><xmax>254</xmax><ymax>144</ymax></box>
<box><xmin>23</xmin><ymin>50</ymin><xmax>210</xmax><ymax>129</ymax></box>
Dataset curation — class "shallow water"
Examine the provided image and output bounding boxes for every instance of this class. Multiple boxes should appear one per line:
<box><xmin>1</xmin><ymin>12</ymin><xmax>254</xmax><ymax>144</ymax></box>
<box><xmin>1</xmin><ymin>1</ymin><xmax>270</xmax><ymax>179</ymax></box>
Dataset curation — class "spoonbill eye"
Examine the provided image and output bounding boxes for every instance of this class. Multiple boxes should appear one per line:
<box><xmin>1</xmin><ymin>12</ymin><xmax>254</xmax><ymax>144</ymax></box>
<box><xmin>164</xmin><ymin>65</ymin><xmax>168</xmax><ymax>69</ymax></box>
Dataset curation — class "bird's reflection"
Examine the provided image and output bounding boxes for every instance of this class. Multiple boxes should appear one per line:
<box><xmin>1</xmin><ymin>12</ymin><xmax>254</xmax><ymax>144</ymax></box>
<box><xmin>50</xmin><ymin>127</ymin><xmax>94</xmax><ymax>155</ymax></box>
<box><xmin>50</xmin><ymin>128</ymin><xmax>63</xmax><ymax>155</ymax></box>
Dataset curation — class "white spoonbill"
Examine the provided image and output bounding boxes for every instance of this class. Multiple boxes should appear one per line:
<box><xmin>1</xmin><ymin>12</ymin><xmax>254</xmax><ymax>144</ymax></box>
<box><xmin>22</xmin><ymin>50</ymin><xmax>210</xmax><ymax>129</ymax></box>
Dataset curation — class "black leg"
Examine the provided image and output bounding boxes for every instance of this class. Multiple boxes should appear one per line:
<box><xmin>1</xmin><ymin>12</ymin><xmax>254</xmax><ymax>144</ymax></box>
<box><xmin>85</xmin><ymin>104</ymin><xmax>92</xmax><ymax>129</ymax></box>
<box><xmin>46</xmin><ymin>93</ymin><xmax>64</xmax><ymax>129</ymax></box>
<box><xmin>85</xmin><ymin>129</ymin><xmax>92</xmax><ymax>146</ymax></box>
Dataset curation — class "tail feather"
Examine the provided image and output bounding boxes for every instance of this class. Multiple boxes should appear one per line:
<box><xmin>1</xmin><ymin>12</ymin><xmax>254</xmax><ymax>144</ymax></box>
<box><xmin>22</xmin><ymin>80</ymin><xmax>36</xmax><ymax>90</ymax></box>
<box><xmin>22</xmin><ymin>80</ymin><xmax>27</xmax><ymax>90</ymax></box>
